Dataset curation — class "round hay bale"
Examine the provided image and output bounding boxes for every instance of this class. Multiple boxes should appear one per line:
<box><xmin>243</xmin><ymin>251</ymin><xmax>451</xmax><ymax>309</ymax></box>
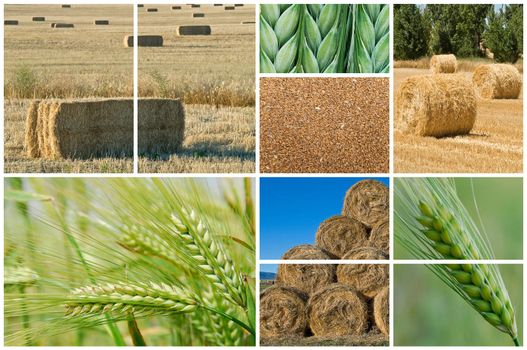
<box><xmin>32</xmin><ymin>17</ymin><xmax>45</xmax><ymax>22</ymax></box>
<box><xmin>281</xmin><ymin>244</ymin><xmax>332</xmax><ymax>260</ymax></box>
<box><xmin>260</xmin><ymin>285</ymin><xmax>308</xmax><ymax>338</ymax></box>
<box><xmin>94</xmin><ymin>20</ymin><xmax>109</xmax><ymax>25</ymax></box>
<box><xmin>138</xmin><ymin>4</ymin><xmax>144</xmax><ymax>8</ymax></box>
<box><xmin>54</xmin><ymin>23</ymin><xmax>74</xmax><ymax>28</ymax></box>
<box><xmin>192</xmin><ymin>13</ymin><xmax>205</xmax><ymax>18</ymax></box>
<box><xmin>214</xmin><ymin>4</ymin><xmax>223</xmax><ymax>6</ymax></box>
<box><xmin>342</xmin><ymin>179</ymin><xmax>389</xmax><ymax>228</ymax></box>
<box><xmin>147</xmin><ymin>8</ymin><xmax>158</xmax><ymax>12</ymax></box>
<box><xmin>373</xmin><ymin>286</ymin><xmax>389</xmax><ymax>336</ymax></box>
<box><xmin>369</xmin><ymin>219</ymin><xmax>389</xmax><ymax>255</ymax></box>
<box><xmin>172</xmin><ymin>6</ymin><xmax>182</xmax><ymax>10</ymax></box>
<box><xmin>50</xmin><ymin>23</ymin><xmax>57</xmax><ymax>28</ymax></box>
<box><xmin>4</xmin><ymin>20</ymin><xmax>19</xmax><ymax>25</ymax></box>
<box><xmin>430</xmin><ymin>54</ymin><xmax>457</xmax><ymax>74</ymax></box>
<box><xmin>177</xmin><ymin>25</ymin><xmax>211</xmax><ymax>36</ymax></box>
<box><xmin>123</xmin><ymin>35</ymin><xmax>163</xmax><ymax>47</ymax></box>
<box><xmin>307</xmin><ymin>284</ymin><xmax>368</xmax><ymax>337</ymax></box>
<box><xmin>336</xmin><ymin>247</ymin><xmax>389</xmax><ymax>298</ymax></box>
<box><xmin>61</xmin><ymin>4</ymin><xmax>71</xmax><ymax>8</ymax></box>
<box><xmin>277</xmin><ymin>263</ymin><xmax>336</xmax><ymax>295</ymax></box>
<box><xmin>190</xmin><ymin>4</ymin><xmax>201</xmax><ymax>7</ymax></box>
<box><xmin>472</xmin><ymin>64</ymin><xmax>522</xmax><ymax>99</ymax></box>
<box><xmin>315</xmin><ymin>215</ymin><xmax>368</xmax><ymax>259</ymax></box>
<box><xmin>225</xmin><ymin>6</ymin><xmax>235</xmax><ymax>10</ymax></box>
<box><xmin>395</xmin><ymin>74</ymin><xmax>477</xmax><ymax>137</ymax></box>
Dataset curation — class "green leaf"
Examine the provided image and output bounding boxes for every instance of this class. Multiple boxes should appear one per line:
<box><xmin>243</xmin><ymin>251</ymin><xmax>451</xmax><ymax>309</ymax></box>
<box><xmin>357</xmin><ymin>5</ymin><xmax>376</xmax><ymax>53</ymax></box>
<box><xmin>372</xmin><ymin>32</ymin><xmax>389</xmax><ymax>72</ymax></box>
<box><xmin>5</xmin><ymin>190</ymin><xmax>53</xmax><ymax>202</ymax></box>
<box><xmin>356</xmin><ymin>39</ymin><xmax>374</xmax><ymax>73</ymax></box>
<box><xmin>374</xmin><ymin>5</ymin><xmax>389</xmax><ymax>42</ymax></box>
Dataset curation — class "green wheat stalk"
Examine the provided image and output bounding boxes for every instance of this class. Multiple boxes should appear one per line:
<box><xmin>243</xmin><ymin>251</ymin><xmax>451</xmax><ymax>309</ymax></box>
<box><xmin>395</xmin><ymin>178</ymin><xmax>519</xmax><ymax>346</ymax></box>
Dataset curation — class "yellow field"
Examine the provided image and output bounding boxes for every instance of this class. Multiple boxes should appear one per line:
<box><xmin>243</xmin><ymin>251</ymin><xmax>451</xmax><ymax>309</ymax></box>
<box><xmin>394</xmin><ymin>67</ymin><xmax>523</xmax><ymax>173</ymax></box>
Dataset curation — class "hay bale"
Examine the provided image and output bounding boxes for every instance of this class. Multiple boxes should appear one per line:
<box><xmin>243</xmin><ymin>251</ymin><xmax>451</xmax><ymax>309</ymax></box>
<box><xmin>315</xmin><ymin>215</ymin><xmax>368</xmax><ymax>259</ymax></box>
<box><xmin>50</xmin><ymin>23</ymin><xmax>57</xmax><ymax>28</ymax></box>
<box><xmin>225</xmin><ymin>6</ymin><xmax>235</xmax><ymax>10</ymax></box>
<box><xmin>369</xmin><ymin>219</ymin><xmax>389</xmax><ymax>255</ymax></box>
<box><xmin>307</xmin><ymin>284</ymin><xmax>368</xmax><ymax>337</ymax></box>
<box><xmin>281</xmin><ymin>244</ymin><xmax>332</xmax><ymax>260</ymax></box>
<box><xmin>277</xmin><ymin>263</ymin><xmax>336</xmax><ymax>295</ymax></box>
<box><xmin>32</xmin><ymin>17</ymin><xmax>45</xmax><ymax>22</ymax></box>
<box><xmin>123</xmin><ymin>35</ymin><xmax>163</xmax><ymax>47</ymax></box>
<box><xmin>472</xmin><ymin>64</ymin><xmax>522</xmax><ymax>99</ymax></box>
<box><xmin>4</xmin><ymin>20</ymin><xmax>19</xmax><ymax>25</ymax></box>
<box><xmin>342</xmin><ymin>179</ymin><xmax>389</xmax><ymax>228</ymax></box>
<box><xmin>214</xmin><ymin>4</ymin><xmax>223</xmax><ymax>6</ymax></box>
<box><xmin>190</xmin><ymin>4</ymin><xmax>201</xmax><ymax>7</ymax></box>
<box><xmin>336</xmin><ymin>247</ymin><xmax>389</xmax><ymax>298</ymax></box>
<box><xmin>138</xmin><ymin>4</ymin><xmax>144</xmax><ymax>7</ymax></box>
<box><xmin>260</xmin><ymin>285</ymin><xmax>308</xmax><ymax>338</ymax></box>
<box><xmin>234</xmin><ymin>4</ymin><xmax>244</xmax><ymax>6</ymax></box>
<box><xmin>373</xmin><ymin>286</ymin><xmax>389</xmax><ymax>336</ymax></box>
<box><xmin>241</xmin><ymin>21</ymin><xmax>255</xmax><ymax>24</ymax></box>
<box><xmin>61</xmin><ymin>4</ymin><xmax>71</xmax><ymax>8</ymax></box>
<box><xmin>172</xmin><ymin>6</ymin><xmax>182</xmax><ymax>10</ymax></box>
<box><xmin>430</xmin><ymin>54</ymin><xmax>457</xmax><ymax>74</ymax></box>
<box><xmin>94</xmin><ymin>20</ymin><xmax>109</xmax><ymax>25</ymax></box>
<box><xmin>193</xmin><ymin>13</ymin><xmax>205</xmax><ymax>17</ymax></box>
<box><xmin>395</xmin><ymin>74</ymin><xmax>477</xmax><ymax>137</ymax></box>
<box><xmin>147</xmin><ymin>8</ymin><xmax>158</xmax><ymax>12</ymax></box>
<box><xmin>24</xmin><ymin>100</ymin><xmax>41</xmax><ymax>158</ymax></box>
<box><xmin>177</xmin><ymin>25</ymin><xmax>211</xmax><ymax>36</ymax></box>
<box><xmin>31</xmin><ymin>99</ymin><xmax>133</xmax><ymax>159</ymax></box>
<box><xmin>138</xmin><ymin>99</ymin><xmax>185</xmax><ymax>155</ymax></box>
<box><xmin>54</xmin><ymin>23</ymin><xmax>74</xmax><ymax>28</ymax></box>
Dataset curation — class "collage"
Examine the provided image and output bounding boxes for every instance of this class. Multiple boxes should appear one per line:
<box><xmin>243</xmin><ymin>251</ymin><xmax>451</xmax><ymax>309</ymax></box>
<box><xmin>1</xmin><ymin>1</ymin><xmax>524</xmax><ymax>348</ymax></box>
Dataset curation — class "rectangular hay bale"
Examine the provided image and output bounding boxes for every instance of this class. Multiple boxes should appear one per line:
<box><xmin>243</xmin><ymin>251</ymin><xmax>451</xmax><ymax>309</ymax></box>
<box><xmin>4</xmin><ymin>20</ymin><xmax>19</xmax><ymax>25</ymax></box>
<box><xmin>138</xmin><ymin>99</ymin><xmax>185</xmax><ymax>155</ymax></box>
<box><xmin>94</xmin><ymin>20</ymin><xmax>109</xmax><ymax>25</ymax></box>
<box><xmin>32</xmin><ymin>17</ymin><xmax>45</xmax><ymax>22</ymax></box>
<box><xmin>123</xmin><ymin>35</ymin><xmax>164</xmax><ymax>47</ymax></box>
<box><xmin>54</xmin><ymin>23</ymin><xmax>74</xmax><ymax>28</ymax></box>
<box><xmin>193</xmin><ymin>13</ymin><xmax>205</xmax><ymax>17</ymax></box>
<box><xmin>177</xmin><ymin>25</ymin><xmax>211</xmax><ymax>36</ymax></box>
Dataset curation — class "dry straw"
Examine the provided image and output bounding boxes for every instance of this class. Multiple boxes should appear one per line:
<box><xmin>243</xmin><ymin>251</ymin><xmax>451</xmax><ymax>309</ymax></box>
<box><xmin>373</xmin><ymin>286</ymin><xmax>389</xmax><ymax>336</ymax></box>
<box><xmin>260</xmin><ymin>285</ymin><xmax>308</xmax><ymax>338</ymax></box>
<box><xmin>277</xmin><ymin>264</ymin><xmax>336</xmax><ymax>295</ymax></box>
<box><xmin>307</xmin><ymin>284</ymin><xmax>368</xmax><ymax>337</ymax></box>
<box><xmin>177</xmin><ymin>25</ymin><xmax>211</xmax><ymax>36</ymax></box>
<box><xmin>315</xmin><ymin>215</ymin><xmax>368</xmax><ymax>259</ymax></box>
<box><xmin>24</xmin><ymin>100</ymin><xmax>41</xmax><ymax>158</ymax></box>
<box><xmin>336</xmin><ymin>247</ymin><xmax>388</xmax><ymax>298</ymax></box>
<box><xmin>472</xmin><ymin>64</ymin><xmax>522</xmax><ymax>99</ymax></box>
<box><xmin>124</xmin><ymin>35</ymin><xmax>163</xmax><ymax>47</ymax></box>
<box><xmin>395</xmin><ymin>74</ymin><xmax>477</xmax><ymax>137</ymax></box>
<box><xmin>430</xmin><ymin>54</ymin><xmax>457</xmax><ymax>74</ymax></box>
<box><xmin>369</xmin><ymin>219</ymin><xmax>389</xmax><ymax>255</ymax></box>
<box><xmin>281</xmin><ymin>244</ymin><xmax>332</xmax><ymax>260</ymax></box>
<box><xmin>342</xmin><ymin>179</ymin><xmax>389</xmax><ymax>228</ymax></box>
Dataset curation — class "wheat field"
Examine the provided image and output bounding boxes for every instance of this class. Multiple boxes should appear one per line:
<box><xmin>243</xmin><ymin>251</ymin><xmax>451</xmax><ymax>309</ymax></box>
<box><xmin>394</xmin><ymin>65</ymin><xmax>523</xmax><ymax>173</ymax></box>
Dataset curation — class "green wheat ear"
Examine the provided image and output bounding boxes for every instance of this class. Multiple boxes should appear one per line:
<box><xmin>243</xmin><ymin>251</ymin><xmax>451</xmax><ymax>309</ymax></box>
<box><xmin>395</xmin><ymin>178</ymin><xmax>519</xmax><ymax>346</ymax></box>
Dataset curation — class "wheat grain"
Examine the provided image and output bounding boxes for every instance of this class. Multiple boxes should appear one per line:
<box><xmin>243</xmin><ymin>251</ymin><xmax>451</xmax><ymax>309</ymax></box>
<box><xmin>4</xmin><ymin>266</ymin><xmax>39</xmax><ymax>286</ymax></box>
<box><xmin>395</xmin><ymin>178</ymin><xmax>519</xmax><ymax>345</ymax></box>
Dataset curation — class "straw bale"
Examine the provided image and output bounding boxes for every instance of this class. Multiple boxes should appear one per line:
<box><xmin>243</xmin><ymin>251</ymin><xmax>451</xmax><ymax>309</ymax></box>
<box><xmin>277</xmin><ymin>263</ymin><xmax>336</xmax><ymax>295</ymax></box>
<box><xmin>369</xmin><ymin>219</ymin><xmax>389</xmax><ymax>255</ymax></box>
<box><xmin>472</xmin><ymin>64</ymin><xmax>522</xmax><ymax>99</ymax></box>
<box><xmin>94</xmin><ymin>20</ymin><xmax>109</xmax><ymax>25</ymax></box>
<box><xmin>225</xmin><ymin>6</ymin><xmax>235</xmax><ymax>10</ymax></box>
<box><xmin>281</xmin><ymin>244</ymin><xmax>332</xmax><ymax>260</ymax></box>
<box><xmin>123</xmin><ymin>35</ymin><xmax>163</xmax><ymax>47</ymax></box>
<box><xmin>54</xmin><ymin>23</ymin><xmax>74</xmax><ymax>28</ymax></box>
<box><xmin>177</xmin><ymin>25</ymin><xmax>211</xmax><ymax>35</ymax></box>
<box><xmin>260</xmin><ymin>285</ymin><xmax>308</xmax><ymax>338</ymax></box>
<box><xmin>4</xmin><ymin>20</ymin><xmax>18</xmax><ymax>25</ymax></box>
<box><xmin>430</xmin><ymin>54</ymin><xmax>457</xmax><ymax>74</ymax></box>
<box><xmin>24</xmin><ymin>100</ymin><xmax>41</xmax><ymax>158</ymax></box>
<box><xmin>342</xmin><ymin>180</ymin><xmax>389</xmax><ymax>228</ymax></box>
<box><xmin>32</xmin><ymin>17</ymin><xmax>45</xmax><ymax>22</ymax></box>
<box><xmin>193</xmin><ymin>13</ymin><xmax>205</xmax><ymax>18</ymax></box>
<box><xmin>315</xmin><ymin>215</ymin><xmax>368</xmax><ymax>259</ymax></box>
<box><xmin>373</xmin><ymin>286</ymin><xmax>389</xmax><ymax>336</ymax></box>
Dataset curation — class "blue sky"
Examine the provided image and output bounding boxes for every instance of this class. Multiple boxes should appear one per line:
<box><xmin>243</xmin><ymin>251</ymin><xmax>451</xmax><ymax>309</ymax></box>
<box><xmin>260</xmin><ymin>177</ymin><xmax>389</xmax><ymax>259</ymax></box>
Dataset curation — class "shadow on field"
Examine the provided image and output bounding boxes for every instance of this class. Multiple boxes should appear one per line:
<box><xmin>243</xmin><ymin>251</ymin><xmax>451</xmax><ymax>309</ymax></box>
<box><xmin>141</xmin><ymin>140</ymin><xmax>254</xmax><ymax>161</ymax></box>
<box><xmin>439</xmin><ymin>132</ymin><xmax>490</xmax><ymax>140</ymax></box>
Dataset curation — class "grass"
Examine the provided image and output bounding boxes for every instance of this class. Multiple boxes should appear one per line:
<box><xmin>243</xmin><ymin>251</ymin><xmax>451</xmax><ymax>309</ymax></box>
<box><xmin>4</xmin><ymin>178</ymin><xmax>256</xmax><ymax>346</ymax></box>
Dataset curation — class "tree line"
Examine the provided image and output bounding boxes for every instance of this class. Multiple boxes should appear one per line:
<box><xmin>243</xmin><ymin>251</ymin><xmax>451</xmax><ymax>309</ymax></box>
<box><xmin>394</xmin><ymin>4</ymin><xmax>523</xmax><ymax>63</ymax></box>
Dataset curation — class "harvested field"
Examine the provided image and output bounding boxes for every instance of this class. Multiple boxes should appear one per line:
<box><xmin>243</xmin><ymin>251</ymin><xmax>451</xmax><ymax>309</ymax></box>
<box><xmin>394</xmin><ymin>67</ymin><xmax>523</xmax><ymax>173</ymax></box>
<box><xmin>138</xmin><ymin>104</ymin><xmax>254</xmax><ymax>173</ymax></box>
<box><xmin>260</xmin><ymin>78</ymin><xmax>389</xmax><ymax>173</ymax></box>
<box><xmin>4</xmin><ymin>4</ymin><xmax>133</xmax><ymax>173</ymax></box>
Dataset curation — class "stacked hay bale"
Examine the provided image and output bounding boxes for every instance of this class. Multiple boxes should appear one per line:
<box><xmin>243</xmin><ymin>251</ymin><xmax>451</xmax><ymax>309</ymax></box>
<box><xmin>24</xmin><ymin>98</ymin><xmax>184</xmax><ymax>159</ymax></box>
<box><xmin>260</xmin><ymin>179</ymin><xmax>390</xmax><ymax>341</ymax></box>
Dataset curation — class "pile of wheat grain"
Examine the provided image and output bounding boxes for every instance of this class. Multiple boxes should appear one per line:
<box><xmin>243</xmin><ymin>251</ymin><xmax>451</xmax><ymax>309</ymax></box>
<box><xmin>24</xmin><ymin>98</ymin><xmax>184</xmax><ymax>159</ymax></box>
<box><xmin>260</xmin><ymin>179</ymin><xmax>389</xmax><ymax>340</ymax></box>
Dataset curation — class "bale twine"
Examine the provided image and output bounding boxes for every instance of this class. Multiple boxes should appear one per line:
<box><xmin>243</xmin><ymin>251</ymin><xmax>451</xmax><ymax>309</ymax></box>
<box><xmin>32</xmin><ymin>17</ymin><xmax>45</xmax><ymax>22</ymax></box>
<box><xmin>123</xmin><ymin>35</ymin><xmax>163</xmax><ymax>47</ymax></box>
<box><xmin>373</xmin><ymin>286</ymin><xmax>389</xmax><ymax>336</ymax></box>
<box><xmin>342</xmin><ymin>179</ymin><xmax>389</xmax><ymax>228</ymax></box>
<box><xmin>281</xmin><ymin>244</ymin><xmax>331</xmax><ymax>260</ymax></box>
<box><xmin>430</xmin><ymin>54</ymin><xmax>457</xmax><ymax>74</ymax></box>
<box><xmin>138</xmin><ymin>98</ymin><xmax>185</xmax><ymax>155</ymax></box>
<box><xmin>315</xmin><ymin>215</ymin><xmax>368</xmax><ymax>259</ymax></box>
<box><xmin>395</xmin><ymin>74</ymin><xmax>477</xmax><ymax>137</ymax></box>
<box><xmin>24</xmin><ymin>100</ymin><xmax>41</xmax><ymax>158</ymax></box>
<box><xmin>54</xmin><ymin>23</ymin><xmax>74</xmax><ymax>28</ymax></box>
<box><xmin>192</xmin><ymin>13</ymin><xmax>205</xmax><ymax>18</ymax></box>
<box><xmin>277</xmin><ymin>263</ymin><xmax>336</xmax><ymax>295</ymax></box>
<box><xmin>307</xmin><ymin>284</ymin><xmax>368</xmax><ymax>337</ymax></box>
<box><xmin>260</xmin><ymin>285</ymin><xmax>308</xmax><ymax>338</ymax></box>
<box><xmin>4</xmin><ymin>20</ymin><xmax>19</xmax><ymax>25</ymax></box>
<box><xmin>172</xmin><ymin>6</ymin><xmax>182</xmax><ymax>10</ymax></box>
<box><xmin>225</xmin><ymin>6</ymin><xmax>235</xmax><ymax>10</ymax></box>
<box><xmin>369</xmin><ymin>219</ymin><xmax>389</xmax><ymax>255</ymax></box>
<box><xmin>147</xmin><ymin>8</ymin><xmax>158</xmax><ymax>12</ymax></box>
<box><xmin>336</xmin><ymin>247</ymin><xmax>389</xmax><ymax>298</ymax></box>
<box><xmin>472</xmin><ymin>64</ymin><xmax>522</xmax><ymax>99</ymax></box>
<box><xmin>177</xmin><ymin>25</ymin><xmax>211</xmax><ymax>36</ymax></box>
<box><xmin>94</xmin><ymin>20</ymin><xmax>109</xmax><ymax>25</ymax></box>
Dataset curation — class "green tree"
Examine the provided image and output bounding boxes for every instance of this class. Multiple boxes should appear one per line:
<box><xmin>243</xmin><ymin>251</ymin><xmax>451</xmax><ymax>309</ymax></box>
<box><xmin>484</xmin><ymin>5</ymin><xmax>523</xmax><ymax>63</ymax></box>
<box><xmin>393</xmin><ymin>4</ymin><xmax>428</xmax><ymax>60</ymax></box>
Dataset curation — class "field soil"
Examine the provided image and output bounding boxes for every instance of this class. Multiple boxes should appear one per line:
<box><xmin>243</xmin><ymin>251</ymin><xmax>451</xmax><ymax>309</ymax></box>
<box><xmin>394</xmin><ymin>67</ymin><xmax>523</xmax><ymax>173</ymax></box>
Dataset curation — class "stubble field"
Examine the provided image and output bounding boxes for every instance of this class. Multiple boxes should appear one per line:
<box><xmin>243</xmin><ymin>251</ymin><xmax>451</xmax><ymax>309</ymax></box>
<box><xmin>394</xmin><ymin>66</ymin><xmax>523</xmax><ymax>173</ymax></box>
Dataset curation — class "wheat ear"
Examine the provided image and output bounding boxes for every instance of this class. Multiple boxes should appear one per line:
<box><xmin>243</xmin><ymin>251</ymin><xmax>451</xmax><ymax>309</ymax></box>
<box><xmin>395</xmin><ymin>178</ymin><xmax>519</xmax><ymax>345</ymax></box>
